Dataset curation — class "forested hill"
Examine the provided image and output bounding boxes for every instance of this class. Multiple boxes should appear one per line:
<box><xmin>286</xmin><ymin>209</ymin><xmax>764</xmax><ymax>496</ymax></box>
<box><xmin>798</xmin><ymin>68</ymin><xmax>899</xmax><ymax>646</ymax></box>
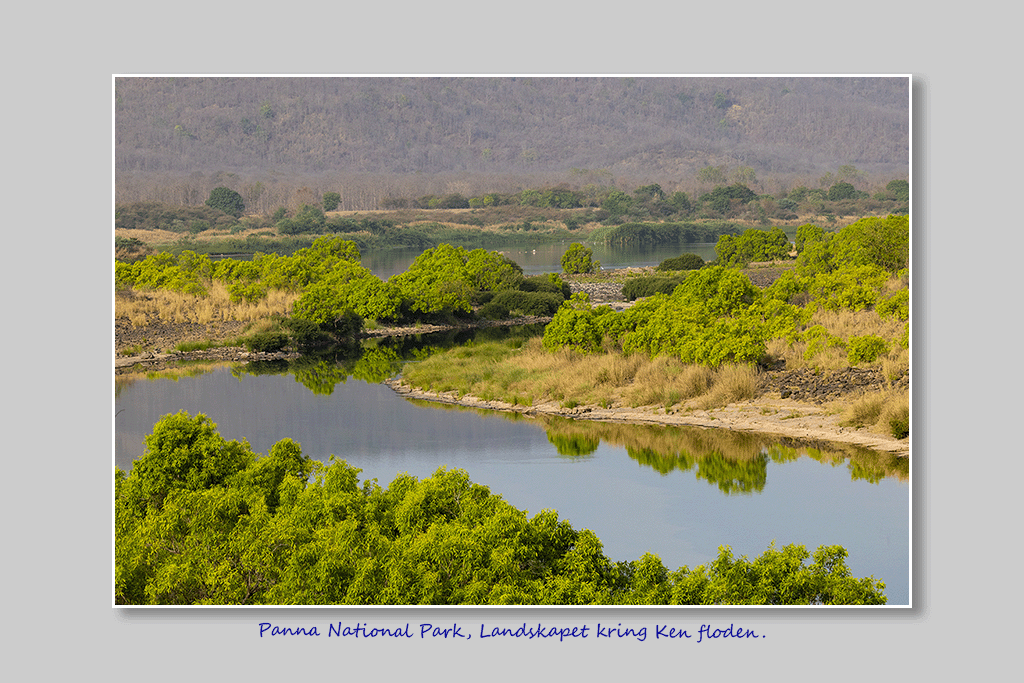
<box><xmin>115</xmin><ymin>76</ymin><xmax>909</xmax><ymax>183</ymax></box>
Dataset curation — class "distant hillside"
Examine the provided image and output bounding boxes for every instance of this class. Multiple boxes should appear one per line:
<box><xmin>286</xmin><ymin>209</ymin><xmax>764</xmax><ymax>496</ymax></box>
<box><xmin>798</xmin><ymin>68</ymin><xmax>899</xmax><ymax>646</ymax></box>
<box><xmin>114</xmin><ymin>76</ymin><xmax>909</xmax><ymax>210</ymax></box>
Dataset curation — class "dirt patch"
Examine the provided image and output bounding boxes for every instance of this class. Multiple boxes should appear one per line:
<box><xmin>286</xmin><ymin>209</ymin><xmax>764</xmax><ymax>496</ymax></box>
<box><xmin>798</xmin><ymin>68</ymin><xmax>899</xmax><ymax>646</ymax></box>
<box><xmin>116</xmin><ymin>318</ymin><xmax>253</xmax><ymax>354</ymax></box>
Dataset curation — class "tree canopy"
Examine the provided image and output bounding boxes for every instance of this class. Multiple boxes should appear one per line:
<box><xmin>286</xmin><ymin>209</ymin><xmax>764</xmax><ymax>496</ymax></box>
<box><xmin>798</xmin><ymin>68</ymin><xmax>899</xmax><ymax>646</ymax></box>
<box><xmin>205</xmin><ymin>186</ymin><xmax>245</xmax><ymax>217</ymax></box>
<box><xmin>116</xmin><ymin>412</ymin><xmax>888</xmax><ymax>605</ymax></box>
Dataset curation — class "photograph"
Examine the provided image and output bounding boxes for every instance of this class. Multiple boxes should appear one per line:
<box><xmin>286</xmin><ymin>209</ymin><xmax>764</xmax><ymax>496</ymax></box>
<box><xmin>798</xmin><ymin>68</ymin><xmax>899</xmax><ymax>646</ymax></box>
<box><xmin>113</xmin><ymin>75</ymin><xmax>911</xmax><ymax>607</ymax></box>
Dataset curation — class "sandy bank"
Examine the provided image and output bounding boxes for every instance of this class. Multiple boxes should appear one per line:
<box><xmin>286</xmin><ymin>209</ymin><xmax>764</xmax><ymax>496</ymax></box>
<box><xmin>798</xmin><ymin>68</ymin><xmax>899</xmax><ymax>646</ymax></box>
<box><xmin>385</xmin><ymin>378</ymin><xmax>910</xmax><ymax>458</ymax></box>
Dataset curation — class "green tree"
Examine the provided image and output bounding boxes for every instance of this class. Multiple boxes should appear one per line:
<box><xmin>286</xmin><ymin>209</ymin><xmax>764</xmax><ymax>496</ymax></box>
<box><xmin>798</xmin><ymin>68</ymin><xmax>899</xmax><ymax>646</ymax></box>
<box><xmin>885</xmin><ymin>179</ymin><xmax>910</xmax><ymax>201</ymax></box>
<box><xmin>205</xmin><ymin>187</ymin><xmax>245</xmax><ymax>217</ymax></box>
<box><xmin>600</xmin><ymin>190</ymin><xmax>633</xmax><ymax>219</ymax></box>
<box><xmin>322</xmin><ymin>191</ymin><xmax>341</xmax><ymax>211</ymax></box>
<box><xmin>697</xmin><ymin>165</ymin><xmax>727</xmax><ymax>186</ymax></box>
<box><xmin>828</xmin><ymin>181</ymin><xmax>857</xmax><ymax>201</ymax></box>
<box><xmin>656</xmin><ymin>253</ymin><xmax>704</xmax><ymax>272</ymax></box>
<box><xmin>543</xmin><ymin>293</ymin><xmax>603</xmax><ymax>353</ymax></box>
<box><xmin>561</xmin><ymin>243</ymin><xmax>600</xmax><ymax>275</ymax></box>
<box><xmin>830</xmin><ymin>214</ymin><xmax>909</xmax><ymax>273</ymax></box>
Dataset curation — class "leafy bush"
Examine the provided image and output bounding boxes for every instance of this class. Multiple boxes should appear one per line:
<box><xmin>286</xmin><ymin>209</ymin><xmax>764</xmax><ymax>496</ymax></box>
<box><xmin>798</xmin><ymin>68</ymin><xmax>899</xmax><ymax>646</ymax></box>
<box><xmin>802</xmin><ymin>324</ymin><xmax>844</xmax><ymax>360</ymax></box>
<box><xmin>619</xmin><ymin>267</ymin><xmax>775</xmax><ymax>366</ymax></box>
<box><xmin>829</xmin><ymin>214</ymin><xmax>909</xmax><ymax>273</ymax></box>
<box><xmin>827</xmin><ymin>182</ymin><xmax>857</xmax><ymax>201</ymax></box>
<box><xmin>794</xmin><ymin>223</ymin><xmax>825</xmax><ymax>252</ymax></box>
<box><xmin>490</xmin><ymin>290</ymin><xmax>564</xmax><ymax>316</ymax></box>
<box><xmin>322</xmin><ymin>191</ymin><xmax>341</xmax><ymax>211</ymax></box>
<box><xmin>244</xmin><ymin>331</ymin><xmax>290</xmax><ymax>353</ymax></box>
<box><xmin>478</xmin><ymin>300</ymin><xmax>511</xmax><ymax>320</ymax></box>
<box><xmin>885</xmin><ymin>179</ymin><xmax>910</xmax><ymax>202</ymax></box>
<box><xmin>807</xmin><ymin>264</ymin><xmax>888</xmax><ymax>312</ymax></box>
<box><xmin>543</xmin><ymin>293</ymin><xmax>603</xmax><ymax>353</ymax></box>
<box><xmin>561</xmin><ymin>243</ymin><xmax>600</xmax><ymax>274</ymax></box>
<box><xmin>847</xmin><ymin>335</ymin><xmax>889</xmax><ymax>364</ymax></box>
<box><xmin>876</xmin><ymin>288</ymin><xmax>909</xmax><ymax>321</ymax></box>
<box><xmin>228</xmin><ymin>281</ymin><xmax>268</xmax><ymax>304</ymax></box>
<box><xmin>277</xmin><ymin>204</ymin><xmax>327</xmax><ymax>235</ymax></box>
<box><xmin>520</xmin><ymin>273</ymin><xmax>571</xmax><ymax>299</ymax></box>
<box><xmin>282</xmin><ymin>317</ymin><xmax>333</xmax><ymax>350</ymax></box>
<box><xmin>622</xmin><ymin>275</ymin><xmax>686</xmax><ymax>301</ymax></box>
<box><xmin>715</xmin><ymin>227</ymin><xmax>791</xmax><ymax>266</ymax></box>
<box><xmin>656</xmin><ymin>253</ymin><xmax>704</xmax><ymax>272</ymax></box>
<box><xmin>206</xmin><ymin>187</ymin><xmax>245</xmax><ymax>217</ymax></box>
<box><xmin>392</xmin><ymin>244</ymin><xmax>522</xmax><ymax>318</ymax></box>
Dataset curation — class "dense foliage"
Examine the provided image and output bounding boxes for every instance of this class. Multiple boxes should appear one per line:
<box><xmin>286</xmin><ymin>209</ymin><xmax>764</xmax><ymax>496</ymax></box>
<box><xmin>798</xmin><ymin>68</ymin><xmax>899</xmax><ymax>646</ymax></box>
<box><xmin>656</xmin><ymin>253</ymin><xmax>705</xmax><ymax>272</ymax></box>
<box><xmin>205</xmin><ymin>187</ymin><xmax>245</xmax><ymax>217</ymax></box>
<box><xmin>543</xmin><ymin>214</ymin><xmax>909</xmax><ymax>381</ymax></box>
<box><xmin>116</xmin><ymin>236</ymin><xmax>566</xmax><ymax>330</ymax></box>
<box><xmin>765</xmin><ymin>215</ymin><xmax>909</xmax><ymax>312</ymax></box>
<box><xmin>546</xmin><ymin>266</ymin><xmax>803</xmax><ymax>366</ymax></box>
<box><xmin>714</xmin><ymin>226</ymin><xmax>792</xmax><ymax>266</ymax></box>
<box><xmin>115</xmin><ymin>412</ymin><xmax>887</xmax><ymax>605</ymax></box>
<box><xmin>560</xmin><ymin>243</ymin><xmax>600</xmax><ymax>275</ymax></box>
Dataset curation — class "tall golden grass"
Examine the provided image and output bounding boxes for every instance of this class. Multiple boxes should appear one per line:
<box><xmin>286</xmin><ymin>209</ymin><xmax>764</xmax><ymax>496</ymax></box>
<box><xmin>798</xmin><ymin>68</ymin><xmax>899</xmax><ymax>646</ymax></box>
<box><xmin>116</xmin><ymin>282</ymin><xmax>298</xmax><ymax>326</ymax></box>
<box><xmin>401</xmin><ymin>338</ymin><xmax>764</xmax><ymax>413</ymax></box>
<box><xmin>837</xmin><ymin>388</ymin><xmax>909</xmax><ymax>438</ymax></box>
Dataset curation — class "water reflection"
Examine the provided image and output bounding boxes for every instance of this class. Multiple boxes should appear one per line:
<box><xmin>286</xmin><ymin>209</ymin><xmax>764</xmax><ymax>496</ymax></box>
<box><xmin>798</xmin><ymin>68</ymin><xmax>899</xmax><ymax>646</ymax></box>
<box><xmin>412</xmin><ymin>405</ymin><xmax>909</xmax><ymax>492</ymax></box>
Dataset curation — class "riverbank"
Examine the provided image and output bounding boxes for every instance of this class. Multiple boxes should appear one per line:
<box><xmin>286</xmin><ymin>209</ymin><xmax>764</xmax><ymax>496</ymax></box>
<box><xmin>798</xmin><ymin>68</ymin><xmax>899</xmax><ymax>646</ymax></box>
<box><xmin>385</xmin><ymin>377</ymin><xmax>910</xmax><ymax>457</ymax></box>
<box><xmin>114</xmin><ymin>314</ymin><xmax>554</xmax><ymax>373</ymax></box>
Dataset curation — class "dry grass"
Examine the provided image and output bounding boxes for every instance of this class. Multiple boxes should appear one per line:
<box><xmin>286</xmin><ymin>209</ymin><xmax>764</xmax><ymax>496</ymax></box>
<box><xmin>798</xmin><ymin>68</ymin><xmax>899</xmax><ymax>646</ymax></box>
<box><xmin>691</xmin><ymin>364</ymin><xmax>760</xmax><ymax>410</ymax></box>
<box><xmin>402</xmin><ymin>338</ymin><xmax>764</xmax><ymax>413</ymax></box>
<box><xmin>836</xmin><ymin>388</ymin><xmax>909</xmax><ymax>438</ymax></box>
<box><xmin>116</xmin><ymin>282</ymin><xmax>298</xmax><ymax>326</ymax></box>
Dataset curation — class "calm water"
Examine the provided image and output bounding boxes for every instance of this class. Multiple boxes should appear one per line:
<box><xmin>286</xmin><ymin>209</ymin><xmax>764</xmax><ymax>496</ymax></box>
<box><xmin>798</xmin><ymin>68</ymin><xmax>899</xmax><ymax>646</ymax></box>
<box><xmin>114</xmin><ymin>358</ymin><xmax>910</xmax><ymax>605</ymax></box>
<box><xmin>361</xmin><ymin>242</ymin><xmax>720</xmax><ymax>280</ymax></box>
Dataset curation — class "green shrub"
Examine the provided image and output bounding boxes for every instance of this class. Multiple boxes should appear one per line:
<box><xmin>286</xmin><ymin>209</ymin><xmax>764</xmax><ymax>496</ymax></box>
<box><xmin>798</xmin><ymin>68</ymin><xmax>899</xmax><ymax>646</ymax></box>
<box><xmin>622</xmin><ymin>275</ymin><xmax>686</xmax><ymax>301</ymax></box>
<box><xmin>715</xmin><ymin>227</ymin><xmax>791</xmax><ymax>267</ymax></box>
<box><xmin>520</xmin><ymin>273</ymin><xmax>571</xmax><ymax>299</ymax></box>
<box><xmin>244</xmin><ymin>331</ymin><xmax>290</xmax><ymax>353</ymax></box>
<box><xmin>847</xmin><ymin>335</ymin><xmax>889</xmax><ymax>364</ymax></box>
<box><xmin>827</xmin><ymin>182</ymin><xmax>857</xmax><ymax>201</ymax></box>
<box><xmin>491</xmin><ymin>290</ymin><xmax>564</xmax><ymax>316</ymax></box>
<box><xmin>885</xmin><ymin>179</ymin><xmax>910</xmax><ymax>202</ymax></box>
<box><xmin>656</xmin><ymin>253</ymin><xmax>705</xmax><ymax>272</ymax></box>
<box><xmin>876</xmin><ymin>289</ymin><xmax>909</xmax><ymax>321</ymax></box>
<box><xmin>322</xmin><ymin>191</ymin><xmax>341</xmax><ymax>212</ymax></box>
<box><xmin>802</xmin><ymin>324</ymin><xmax>844</xmax><ymax>360</ymax></box>
<box><xmin>206</xmin><ymin>187</ymin><xmax>245</xmax><ymax>217</ymax></box>
<box><xmin>561</xmin><ymin>243</ymin><xmax>600</xmax><ymax>275</ymax></box>
<box><xmin>228</xmin><ymin>281</ymin><xmax>268</xmax><ymax>304</ymax></box>
<box><xmin>479</xmin><ymin>300</ymin><xmax>511</xmax><ymax>320</ymax></box>
<box><xmin>282</xmin><ymin>318</ymin><xmax>332</xmax><ymax>350</ymax></box>
<box><xmin>543</xmin><ymin>293</ymin><xmax>603</xmax><ymax>353</ymax></box>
